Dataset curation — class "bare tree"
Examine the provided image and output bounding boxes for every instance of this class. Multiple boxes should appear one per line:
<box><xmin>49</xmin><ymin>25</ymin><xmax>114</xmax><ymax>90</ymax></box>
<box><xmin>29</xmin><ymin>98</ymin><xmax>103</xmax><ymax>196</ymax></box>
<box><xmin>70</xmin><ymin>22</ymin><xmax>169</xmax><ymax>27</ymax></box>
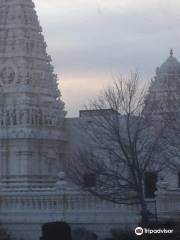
<box><xmin>68</xmin><ymin>72</ymin><xmax>167</xmax><ymax>225</ymax></box>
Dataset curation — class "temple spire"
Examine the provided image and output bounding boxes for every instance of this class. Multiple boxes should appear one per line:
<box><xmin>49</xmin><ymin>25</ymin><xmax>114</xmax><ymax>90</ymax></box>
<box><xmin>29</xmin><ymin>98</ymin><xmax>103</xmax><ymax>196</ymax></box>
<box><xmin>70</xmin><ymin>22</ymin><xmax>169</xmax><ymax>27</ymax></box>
<box><xmin>0</xmin><ymin>0</ymin><xmax>66</xmax><ymax>190</ymax></box>
<box><xmin>0</xmin><ymin>0</ymin><xmax>65</xmax><ymax>115</ymax></box>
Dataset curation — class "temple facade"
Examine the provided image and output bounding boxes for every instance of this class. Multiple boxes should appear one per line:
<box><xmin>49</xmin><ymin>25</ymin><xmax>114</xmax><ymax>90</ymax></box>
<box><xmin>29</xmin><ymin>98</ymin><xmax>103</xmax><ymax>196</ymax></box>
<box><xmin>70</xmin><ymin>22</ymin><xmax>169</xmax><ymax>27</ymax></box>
<box><xmin>0</xmin><ymin>0</ymin><xmax>180</xmax><ymax>240</ymax></box>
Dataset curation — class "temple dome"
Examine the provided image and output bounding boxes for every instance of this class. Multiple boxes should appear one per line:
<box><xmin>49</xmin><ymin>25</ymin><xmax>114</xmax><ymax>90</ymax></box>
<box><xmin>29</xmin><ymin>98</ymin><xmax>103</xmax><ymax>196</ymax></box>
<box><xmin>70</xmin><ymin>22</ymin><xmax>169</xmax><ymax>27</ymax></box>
<box><xmin>156</xmin><ymin>49</ymin><xmax>180</xmax><ymax>75</ymax></box>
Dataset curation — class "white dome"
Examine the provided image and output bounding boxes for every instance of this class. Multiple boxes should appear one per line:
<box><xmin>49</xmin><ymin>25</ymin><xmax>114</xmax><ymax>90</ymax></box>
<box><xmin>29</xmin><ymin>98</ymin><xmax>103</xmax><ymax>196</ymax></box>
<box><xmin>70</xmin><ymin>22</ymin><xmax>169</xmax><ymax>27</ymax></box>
<box><xmin>156</xmin><ymin>50</ymin><xmax>180</xmax><ymax>75</ymax></box>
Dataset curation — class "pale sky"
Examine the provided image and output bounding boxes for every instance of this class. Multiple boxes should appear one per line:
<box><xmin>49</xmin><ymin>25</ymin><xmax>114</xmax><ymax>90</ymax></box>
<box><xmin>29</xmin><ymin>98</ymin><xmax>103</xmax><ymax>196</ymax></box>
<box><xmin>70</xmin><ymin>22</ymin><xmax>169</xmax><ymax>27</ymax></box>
<box><xmin>33</xmin><ymin>0</ymin><xmax>180</xmax><ymax>116</ymax></box>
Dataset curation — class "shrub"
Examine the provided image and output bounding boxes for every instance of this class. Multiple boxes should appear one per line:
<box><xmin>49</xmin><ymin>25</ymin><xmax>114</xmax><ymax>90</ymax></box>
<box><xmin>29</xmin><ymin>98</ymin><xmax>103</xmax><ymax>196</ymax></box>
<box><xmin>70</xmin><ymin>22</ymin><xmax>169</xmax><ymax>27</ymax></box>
<box><xmin>72</xmin><ymin>228</ymin><xmax>97</xmax><ymax>240</ymax></box>
<box><xmin>147</xmin><ymin>219</ymin><xmax>177</xmax><ymax>229</ymax></box>
<box><xmin>0</xmin><ymin>227</ymin><xmax>11</xmax><ymax>240</ymax></box>
<box><xmin>111</xmin><ymin>229</ymin><xmax>137</xmax><ymax>240</ymax></box>
<box><xmin>40</xmin><ymin>221</ymin><xmax>72</xmax><ymax>240</ymax></box>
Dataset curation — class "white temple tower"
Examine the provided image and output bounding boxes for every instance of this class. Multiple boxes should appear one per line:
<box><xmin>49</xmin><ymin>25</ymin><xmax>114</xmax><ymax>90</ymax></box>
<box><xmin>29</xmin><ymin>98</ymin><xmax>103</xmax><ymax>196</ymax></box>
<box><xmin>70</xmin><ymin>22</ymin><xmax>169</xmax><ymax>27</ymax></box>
<box><xmin>145</xmin><ymin>49</ymin><xmax>180</xmax><ymax>116</ymax></box>
<box><xmin>0</xmin><ymin>0</ymin><xmax>66</xmax><ymax>190</ymax></box>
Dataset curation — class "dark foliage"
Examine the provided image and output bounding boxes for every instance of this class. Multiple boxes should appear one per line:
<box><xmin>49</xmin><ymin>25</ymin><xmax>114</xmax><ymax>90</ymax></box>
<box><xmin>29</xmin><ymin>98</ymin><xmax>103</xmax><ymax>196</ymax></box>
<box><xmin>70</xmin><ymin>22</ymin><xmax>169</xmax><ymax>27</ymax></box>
<box><xmin>72</xmin><ymin>228</ymin><xmax>97</xmax><ymax>240</ymax></box>
<box><xmin>111</xmin><ymin>229</ymin><xmax>138</xmax><ymax>240</ymax></box>
<box><xmin>0</xmin><ymin>227</ymin><xmax>11</xmax><ymax>240</ymax></box>
<box><xmin>147</xmin><ymin>219</ymin><xmax>177</xmax><ymax>229</ymax></box>
<box><xmin>40</xmin><ymin>221</ymin><xmax>72</xmax><ymax>240</ymax></box>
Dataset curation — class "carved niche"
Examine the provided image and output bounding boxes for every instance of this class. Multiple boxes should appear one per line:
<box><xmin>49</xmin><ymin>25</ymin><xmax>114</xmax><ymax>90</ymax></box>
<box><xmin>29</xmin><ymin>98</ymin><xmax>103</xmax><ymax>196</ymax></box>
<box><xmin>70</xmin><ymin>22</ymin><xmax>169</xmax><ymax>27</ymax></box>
<box><xmin>0</xmin><ymin>66</ymin><xmax>16</xmax><ymax>85</ymax></box>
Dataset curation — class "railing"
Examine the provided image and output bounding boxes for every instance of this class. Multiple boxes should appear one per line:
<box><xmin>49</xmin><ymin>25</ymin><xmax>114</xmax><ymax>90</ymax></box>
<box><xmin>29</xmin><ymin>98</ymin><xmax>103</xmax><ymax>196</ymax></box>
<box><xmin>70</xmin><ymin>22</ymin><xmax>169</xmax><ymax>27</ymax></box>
<box><xmin>0</xmin><ymin>192</ymin><xmax>139</xmax><ymax>214</ymax></box>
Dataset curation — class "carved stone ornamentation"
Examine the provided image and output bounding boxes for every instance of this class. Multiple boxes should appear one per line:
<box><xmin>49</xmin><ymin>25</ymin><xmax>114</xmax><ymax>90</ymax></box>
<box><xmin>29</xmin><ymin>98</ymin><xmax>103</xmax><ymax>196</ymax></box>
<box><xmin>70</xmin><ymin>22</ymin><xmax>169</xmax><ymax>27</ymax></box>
<box><xmin>0</xmin><ymin>66</ymin><xmax>16</xmax><ymax>85</ymax></box>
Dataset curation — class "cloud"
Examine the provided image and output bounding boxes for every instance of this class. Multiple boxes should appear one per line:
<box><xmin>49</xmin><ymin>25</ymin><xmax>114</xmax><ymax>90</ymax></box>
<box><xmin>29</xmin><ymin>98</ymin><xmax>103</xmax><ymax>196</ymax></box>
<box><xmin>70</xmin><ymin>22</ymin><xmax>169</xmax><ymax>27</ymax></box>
<box><xmin>33</xmin><ymin>0</ymin><xmax>180</xmax><ymax>116</ymax></box>
<box><xmin>60</xmin><ymin>72</ymin><xmax>114</xmax><ymax>117</ymax></box>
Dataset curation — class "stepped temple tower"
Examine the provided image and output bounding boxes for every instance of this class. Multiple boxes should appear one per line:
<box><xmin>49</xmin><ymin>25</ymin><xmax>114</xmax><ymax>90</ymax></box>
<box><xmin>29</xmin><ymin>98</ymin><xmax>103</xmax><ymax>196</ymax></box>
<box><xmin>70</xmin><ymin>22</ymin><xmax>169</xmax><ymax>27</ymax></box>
<box><xmin>0</xmin><ymin>0</ymin><xmax>66</xmax><ymax>191</ymax></box>
<box><xmin>145</xmin><ymin>49</ymin><xmax>180</xmax><ymax>116</ymax></box>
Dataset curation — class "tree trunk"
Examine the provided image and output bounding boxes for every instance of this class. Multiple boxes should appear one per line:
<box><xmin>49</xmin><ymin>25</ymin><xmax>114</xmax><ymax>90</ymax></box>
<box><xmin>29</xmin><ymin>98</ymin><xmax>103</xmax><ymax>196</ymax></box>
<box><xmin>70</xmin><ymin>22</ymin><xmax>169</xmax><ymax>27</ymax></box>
<box><xmin>141</xmin><ymin>201</ymin><xmax>149</xmax><ymax>226</ymax></box>
<box><xmin>138</xmin><ymin>187</ymin><xmax>149</xmax><ymax>226</ymax></box>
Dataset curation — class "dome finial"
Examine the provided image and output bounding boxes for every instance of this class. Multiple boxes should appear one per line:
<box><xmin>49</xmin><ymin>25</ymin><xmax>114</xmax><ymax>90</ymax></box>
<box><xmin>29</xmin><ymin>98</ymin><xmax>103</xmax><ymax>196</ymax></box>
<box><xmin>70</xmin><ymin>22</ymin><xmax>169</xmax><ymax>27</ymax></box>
<box><xmin>170</xmin><ymin>48</ymin><xmax>173</xmax><ymax>56</ymax></box>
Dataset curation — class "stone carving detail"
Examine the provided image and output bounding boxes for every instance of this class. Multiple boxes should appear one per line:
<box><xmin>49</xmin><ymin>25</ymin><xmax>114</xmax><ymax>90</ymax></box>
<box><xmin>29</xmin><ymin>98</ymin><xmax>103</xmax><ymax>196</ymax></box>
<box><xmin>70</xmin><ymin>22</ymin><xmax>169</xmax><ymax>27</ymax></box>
<box><xmin>0</xmin><ymin>66</ymin><xmax>15</xmax><ymax>85</ymax></box>
<box><xmin>0</xmin><ymin>107</ymin><xmax>63</xmax><ymax>128</ymax></box>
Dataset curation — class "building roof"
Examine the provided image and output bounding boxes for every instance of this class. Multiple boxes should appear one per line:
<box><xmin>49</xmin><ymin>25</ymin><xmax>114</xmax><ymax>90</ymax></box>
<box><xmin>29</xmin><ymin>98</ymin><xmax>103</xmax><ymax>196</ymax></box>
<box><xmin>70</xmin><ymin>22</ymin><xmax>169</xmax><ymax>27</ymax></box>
<box><xmin>156</xmin><ymin>49</ymin><xmax>180</xmax><ymax>75</ymax></box>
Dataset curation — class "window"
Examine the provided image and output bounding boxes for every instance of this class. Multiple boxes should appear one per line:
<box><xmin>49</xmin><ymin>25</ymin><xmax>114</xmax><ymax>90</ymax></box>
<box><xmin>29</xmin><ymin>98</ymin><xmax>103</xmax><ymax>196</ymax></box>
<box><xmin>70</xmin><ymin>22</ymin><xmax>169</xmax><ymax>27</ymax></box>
<box><xmin>83</xmin><ymin>173</ymin><xmax>96</xmax><ymax>188</ymax></box>
<box><xmin>178</xmin><ymin>172</ymin><xmax>180</xmax><ymax>188</ymax></box>
<box><xmin>144</xmin><ymin>171</ymin><xmax>157</xmax><ymax>198</ymax></box>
